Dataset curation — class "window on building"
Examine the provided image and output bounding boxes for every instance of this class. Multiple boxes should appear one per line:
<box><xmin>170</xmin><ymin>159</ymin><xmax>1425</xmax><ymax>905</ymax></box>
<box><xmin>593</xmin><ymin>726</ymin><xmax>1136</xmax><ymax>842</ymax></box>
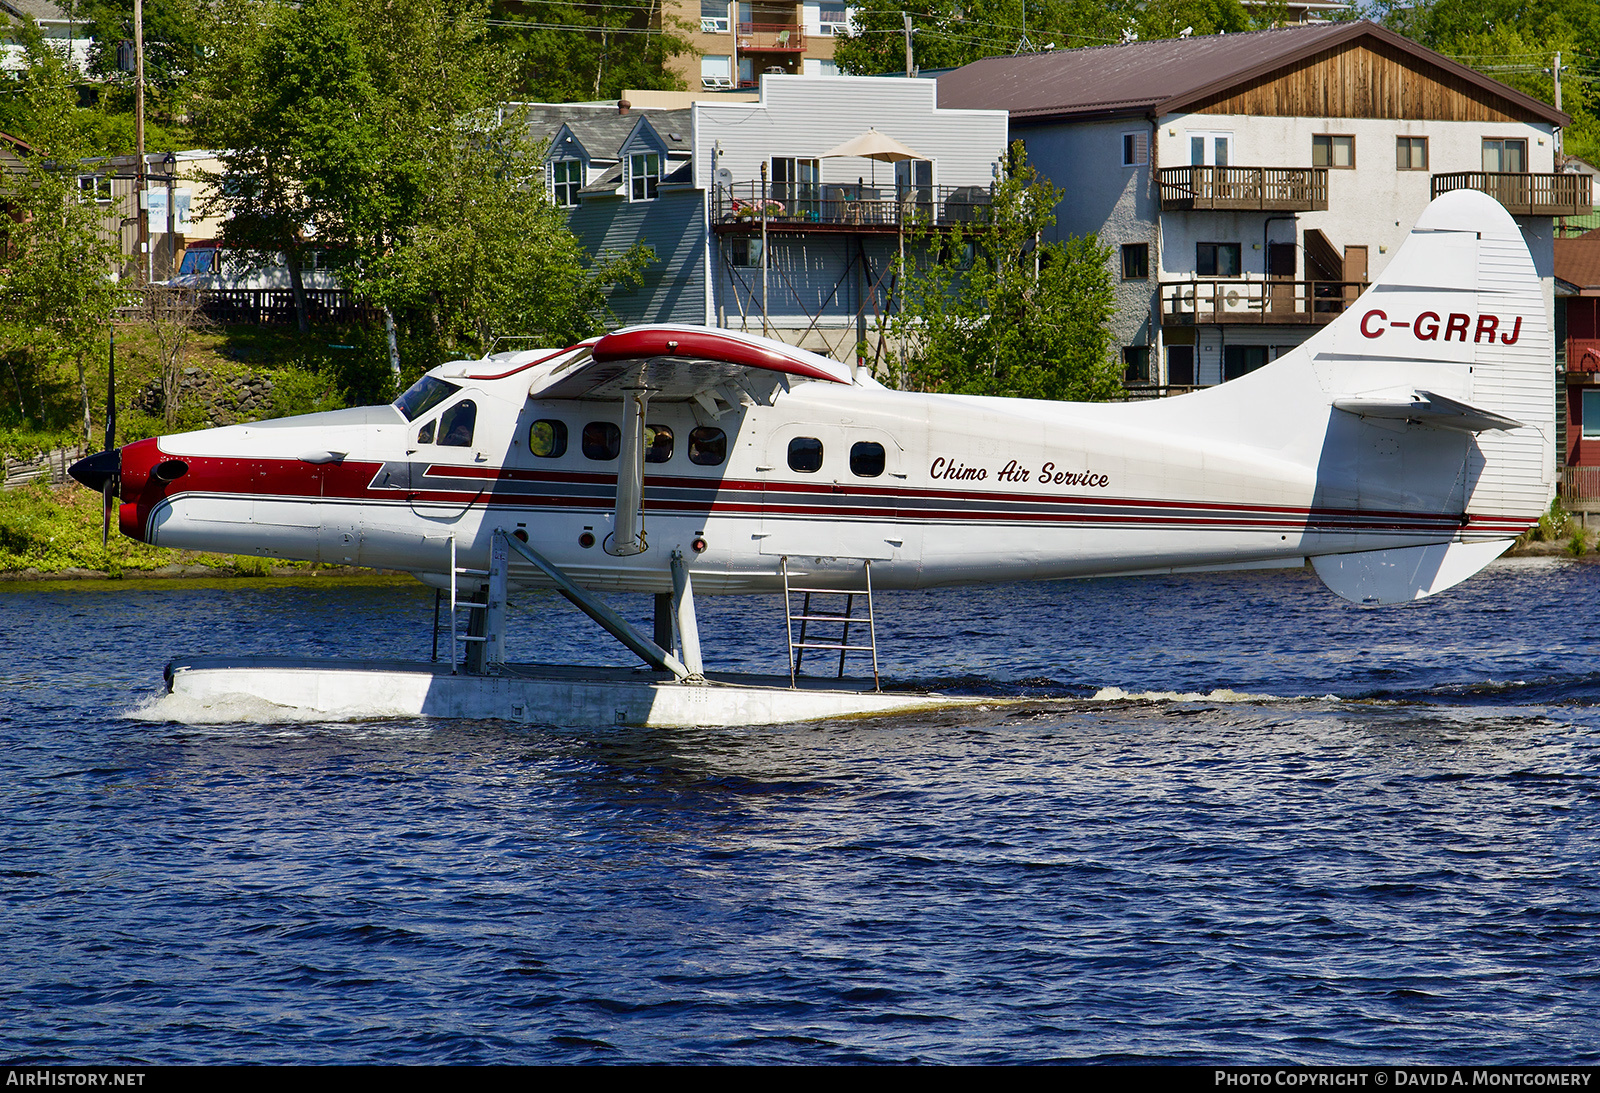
<box><xmin>1121</xmin><ymin>243</ymin><xmax>1149</xmax><ymax>280</ymax></box>
<box><xmin>1123</xmin><ymin>346</ymin><xmax>1153</xmax><ymax>386</ymax></box>
<box><xmin>76</xmin><ymin>175</ymin><xmax>111</xmax><ymax>204</ymax></box>
<box><xmin>895</xmin><ymin>158</ymin><xmax>933</xmax><ymax>207</ymax></box>
<box><xmin>1483</xmin><ymin>138</ymin><xmax>1528</xmax><ymax>173</ymax></box>
<box><xmin>1121</xmin><ymin>131</ymin><xmax>1147</xmax><ymax>167</ymax></box>
<box><xmin>1396</xmin><ymin>136</ymin><xmax>1428</xmax><ymax>171</ymax></box>
<box><xmin>629</xmin><ymin>153</ymin><xmax>661</xmax><ymax>201</ymax></box>
<box><xmin>528</xmin><ymin>420</ymin><xmax>568</xmax><ymax>457</ymax></box>
<box><xmin>850</xmin><ymin>441</ymin><xmax>886</xmax><ymax>478</ymax></box>
<box><xmin>701</xmin><ymin>0</ymin><xmax>730</xmax><ymax>33</ymax></box>
<box><xmin>771</xmin><ymin>156</ymin><xmax>820</xmax><ymax>211</ymax></box>
<box><xmin>1197</xmin><ymin>243</ymin><xmax>1241</xmax><ymax>277</ymax></box>
<box><xmin>438</xmin><ymin>401</ymin><xmax>477</xmax><ymax>447</ymax></box>
<box><xmin>701</xmin><ymin>54</ymin><xmax>733</xmax><ymax>89</ymax></box>
<box><xmin>583</xmin><ymin>421</ymin><xmax>622</xmax><ymax>460</ymax></box>
<box><xmin>1223</xmin><ymin>345</ymin><xmax>1268</xmax><ymax>381</ymax></box>
<box><xmin>730</xmin><ymin>236</ymin><xmax>763</xmax><ymax>267</ymax></box>
<box><xmin>787</xmin><ymin>437</ymin><xmax>823</xmax><ymax>473</ymax></box>
<box><xmin>1312</xmin><ymin>134</ymin><xmax>1355</xmax><ymax>169</ymax></box>
<box><xmin>645</xmin><ymin>424</ymin><xmax>673</xmax><ymax>463</ymax></box>
<box><xmin>1580</xmin><ymin>388</ymin><xmax>1600</xmax><ymax>438</ymax></box>
<box><xmin>550</xmin><ymin>159</ymin><xmax>583</xmax><ymax>207</ymax></box>
<box><xmin>1167</xmin><ymin>345</ymin><xmax>1196</xmax><ymax>387</ymax></box>
<box><xmin>1188</xmin><ymin>132</ymin><xmax>1232</xmax><ymax>167</ymax></box>
<box><xmin>817</xmin><ymin>2</ymin><xmax>848</xmax><ymax>35</ymax></box>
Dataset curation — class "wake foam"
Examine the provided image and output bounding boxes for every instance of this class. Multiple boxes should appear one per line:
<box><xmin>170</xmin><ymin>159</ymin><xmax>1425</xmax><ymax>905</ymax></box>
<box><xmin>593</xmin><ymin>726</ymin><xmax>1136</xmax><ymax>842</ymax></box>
<box><xmin>1090</xmin><ymin>686</ymin><xmax>1292</xmax><ymax>704</ymax></box>
<box><xmin>124</xmin><ymin>689</ymin><xmax>417</xmax><ymax>725</ymax></box>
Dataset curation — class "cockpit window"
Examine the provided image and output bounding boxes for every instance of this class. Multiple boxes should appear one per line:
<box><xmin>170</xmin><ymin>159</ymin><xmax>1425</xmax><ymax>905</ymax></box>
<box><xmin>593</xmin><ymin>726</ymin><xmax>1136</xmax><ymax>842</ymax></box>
<box><xmin>394</xmin><ymin>376</ymin><xmax>462</xmax><ymax>422</ymax></box>
<box><xmin>439</xmin><ymin>400</ymin><xmax>476</xmax><ymax>447</ymax></box>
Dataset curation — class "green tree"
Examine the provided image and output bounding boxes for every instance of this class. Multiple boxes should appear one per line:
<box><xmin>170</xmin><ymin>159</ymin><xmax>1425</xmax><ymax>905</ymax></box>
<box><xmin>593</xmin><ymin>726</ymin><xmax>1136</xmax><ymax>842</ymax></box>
<box><xmin>193</xmin><ymin>0</ymin><xmax>649</xmax><ymax>385</ymax></box>
<box><xmin>890</xmin><ymin>143</ymin><xmax>1118</xmax><ymax>402</ymax></box>
<box><xmin>0</xmin><ymin>24</ymin><xmax>127</xmax><ymax>442</ymax></box>
<box><xmin>834</xmin><ymin>1</ymin><xmax>1135</xmax><ymax>76</ymax></box>
<box><xmin>489</xmin><ymin>0</ymin><xmax>691</xmax><ymax>101</ymax></box>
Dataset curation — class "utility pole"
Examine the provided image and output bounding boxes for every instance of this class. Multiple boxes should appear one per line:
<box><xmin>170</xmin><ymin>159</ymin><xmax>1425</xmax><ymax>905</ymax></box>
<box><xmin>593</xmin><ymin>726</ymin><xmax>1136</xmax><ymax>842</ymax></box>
<box><xmin>1547</xmin><ymin>52</ymin><xmax>1567</xmax><ymax>159</ymax></box>
<box><xmin>903</xmin><ymin>12</ymin><xmax>913</xmax><ymax>78</ymax></box>
<box><xmin>134</xmin><ymin>0</ymin><xmax>147</xmax><ymax>284</ymax></box>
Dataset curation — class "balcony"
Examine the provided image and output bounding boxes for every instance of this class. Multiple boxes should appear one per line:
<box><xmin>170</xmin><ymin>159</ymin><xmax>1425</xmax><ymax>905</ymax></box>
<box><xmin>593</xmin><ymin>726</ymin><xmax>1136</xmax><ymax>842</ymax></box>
<box><xmin>713</xmin><ymin>181</ymin><xmax>993</xmax><ymax>234</ymax></box>
<box><xmin>1432</xmin><ymin>172</ymin><xmax>1593</xmax><ymax>217</ymax></box>
<box><xmin>1159</xmin><ymin>166</ymin><xmax>1329</xmax><ymax>212</ymax></box>
<box><xmin>1161</xmin><ymin>278</ymin><xmax>1367</xmax><ymax>325</ymax></box>
<box><xmin>736</xmin><ymin>22</ymin><xmax>804</xmax><ymax>51</ymax></box>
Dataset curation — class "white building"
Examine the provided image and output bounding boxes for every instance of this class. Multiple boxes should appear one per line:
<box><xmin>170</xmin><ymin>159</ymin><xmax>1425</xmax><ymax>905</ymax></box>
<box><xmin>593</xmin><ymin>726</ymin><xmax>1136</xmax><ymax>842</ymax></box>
<box><xmin>693</xmin><ymin>74</ymin><xmax>1008</xmax><ymax>360</ymax></box>
<box><xmin>939</xmin><ymin>21</ymin><xmax>1586</xmax><ymax>390</ymax></box>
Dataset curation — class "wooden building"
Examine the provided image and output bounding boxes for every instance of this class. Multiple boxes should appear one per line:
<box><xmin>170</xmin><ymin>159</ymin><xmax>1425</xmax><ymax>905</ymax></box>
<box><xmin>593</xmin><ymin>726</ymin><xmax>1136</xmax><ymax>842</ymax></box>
<box><xmin>939</xmin><ymin>20</ymin><xmax>1585</xmax><ymax>392</ymax></box>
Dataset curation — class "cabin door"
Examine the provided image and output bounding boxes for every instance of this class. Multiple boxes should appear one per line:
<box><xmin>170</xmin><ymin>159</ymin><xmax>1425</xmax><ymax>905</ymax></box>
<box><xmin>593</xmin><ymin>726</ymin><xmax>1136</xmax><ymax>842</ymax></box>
<box><xmin>757</xmin><ymin>424</ymin><xmax>915</xmax><ymax>563</ymax></box>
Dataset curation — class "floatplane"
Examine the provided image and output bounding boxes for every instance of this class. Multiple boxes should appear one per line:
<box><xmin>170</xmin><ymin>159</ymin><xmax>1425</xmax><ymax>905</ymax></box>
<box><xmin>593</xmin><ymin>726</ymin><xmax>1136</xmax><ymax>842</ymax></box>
<box><xmin>72</xmin><ymin>191</ymin><xmax>1552</xmax><ymax>726</ymax></box>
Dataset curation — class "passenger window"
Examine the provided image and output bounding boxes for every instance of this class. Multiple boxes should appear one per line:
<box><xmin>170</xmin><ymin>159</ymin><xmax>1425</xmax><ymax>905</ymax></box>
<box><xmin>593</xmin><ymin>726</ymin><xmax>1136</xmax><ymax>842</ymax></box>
<box><xmin>645</xmin><ymin>424</ymin><xmax>673</xmax><ymax>463</ymax></box>
<box><xmin>850</xmin><ymin>441</ymin><xmax>885</xmax><ymax>478</ymax></box>
<box><xmin>788</xmin><ymin>436</ymin><xmax>823</xmax><ymax>473</ymax></box>
<box><xmin>438</xmin><ymin>400</ymin><xmax>476</xmax><ymax>447</ymax></box>
<box><xmin>417</xmin><ymin>420</ymin><xmax>435</xmax><ymax>444</ymax></box>
<box><xmin>688</xmin><ymin>426</ymin><xmax>726</xmax><ymax>466</ymax></box>
<box><xmin>583</xmin><ymin>421</ymin><xmax>621</xmax><ymax>460</ymax></box>
<box><xmin>528</xmin><ymin>419</ymin><xmax>567</xmax><ymax>458</ymax></box>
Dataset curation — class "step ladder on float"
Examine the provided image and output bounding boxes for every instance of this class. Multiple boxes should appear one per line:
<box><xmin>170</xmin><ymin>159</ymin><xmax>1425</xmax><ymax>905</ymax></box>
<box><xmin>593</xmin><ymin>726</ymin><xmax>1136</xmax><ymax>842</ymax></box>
<box><xmin>166</xmin><ymin>531</ymin><xmax>995</xmax><ymax>727</ymax></box>
<box><xmin>781</xmin><ymin>556</ymin><xmax>879</xmax><ymax>691</ymax></box>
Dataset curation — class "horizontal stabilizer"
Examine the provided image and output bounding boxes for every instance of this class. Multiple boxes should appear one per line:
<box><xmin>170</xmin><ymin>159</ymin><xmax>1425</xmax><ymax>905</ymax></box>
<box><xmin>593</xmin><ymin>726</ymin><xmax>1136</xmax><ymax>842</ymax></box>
<box><xmin>1332</xmin><ymin>390</ymin><xmax>1524</xmax><ymax>433</ymax></box>
<box><xmin>1311</xmin><ymin>539</ymin><xmax>1513</xmax><ymax>606</ymax></box>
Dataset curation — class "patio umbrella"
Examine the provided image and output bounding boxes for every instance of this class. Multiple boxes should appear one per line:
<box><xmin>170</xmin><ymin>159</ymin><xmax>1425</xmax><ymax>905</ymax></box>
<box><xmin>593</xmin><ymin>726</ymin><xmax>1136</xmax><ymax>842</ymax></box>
<box><xmin>818</xmin><ymin>127</ymin><xmax>924</xmax><ymax>186</ymax></box>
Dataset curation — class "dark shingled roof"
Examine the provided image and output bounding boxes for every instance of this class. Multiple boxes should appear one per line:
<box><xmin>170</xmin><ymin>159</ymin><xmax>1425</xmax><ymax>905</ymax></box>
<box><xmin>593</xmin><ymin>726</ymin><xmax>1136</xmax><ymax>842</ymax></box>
<box><xmin>936</xmin><ymin>20</ymin><xmax>1569</xmax><ymax>128</ymax></box>
<box><xmin>522</xmin><ymin>105</ymin><xmax>692</xmax><ymax>161</ymax></box>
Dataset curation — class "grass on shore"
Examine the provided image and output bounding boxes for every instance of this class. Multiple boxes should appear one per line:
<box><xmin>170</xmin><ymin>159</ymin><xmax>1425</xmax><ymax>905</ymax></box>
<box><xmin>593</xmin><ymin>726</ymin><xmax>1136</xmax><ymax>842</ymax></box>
<box><xmin>0</xmin><ymin>479</ymin><xmax>315</xmax><ymax>577</ymax></box>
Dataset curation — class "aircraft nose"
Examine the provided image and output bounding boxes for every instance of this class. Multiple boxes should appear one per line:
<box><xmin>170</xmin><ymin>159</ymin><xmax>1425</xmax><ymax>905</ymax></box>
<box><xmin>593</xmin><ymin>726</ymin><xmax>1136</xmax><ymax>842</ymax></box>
<box><xmin>69</xmin><ymin>447</ymin><xmax>121</xmax><ymax>492</ymax></box>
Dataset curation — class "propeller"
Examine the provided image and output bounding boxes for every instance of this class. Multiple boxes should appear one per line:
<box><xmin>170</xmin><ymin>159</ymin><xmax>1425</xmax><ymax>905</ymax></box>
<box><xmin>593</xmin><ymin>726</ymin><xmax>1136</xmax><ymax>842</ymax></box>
<box><xmin>68</xmin><ymin>330</ymin><xmax>121</xmax><ymax>546</ymax></box>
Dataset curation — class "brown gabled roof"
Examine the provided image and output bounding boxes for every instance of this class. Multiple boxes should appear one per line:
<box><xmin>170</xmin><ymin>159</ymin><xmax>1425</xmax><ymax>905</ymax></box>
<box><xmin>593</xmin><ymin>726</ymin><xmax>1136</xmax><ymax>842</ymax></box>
<box><xmin>936</xmin><ymin>20</ymin><xmax>1569</xmax><ymax>128</ymax></box>
<box><xmin>1555</xmin><ymin>234</ymin><xmax>1600</xmax><ymax>294</ymax></box>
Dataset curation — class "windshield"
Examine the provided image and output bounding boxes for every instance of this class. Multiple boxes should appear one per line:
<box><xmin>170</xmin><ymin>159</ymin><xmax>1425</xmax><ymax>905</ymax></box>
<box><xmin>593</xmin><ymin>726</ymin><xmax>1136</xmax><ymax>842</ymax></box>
<box><xmin>394</xmin><ymin>376</ymin><xmax>462</xmax><ymax>422</ymax></box>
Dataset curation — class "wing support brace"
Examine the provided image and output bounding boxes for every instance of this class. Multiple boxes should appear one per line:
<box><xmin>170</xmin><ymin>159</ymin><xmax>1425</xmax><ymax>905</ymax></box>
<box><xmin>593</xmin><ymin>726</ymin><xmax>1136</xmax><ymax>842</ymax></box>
<box><xmin>495</xmin><ymin>529</ymin><xmax>693</xmax><ymax>681</ymax></box>
<box><xmin>1332</xmin><ymin>390</ymin><xmax>1524</xmax><ymax>433</ymax></box>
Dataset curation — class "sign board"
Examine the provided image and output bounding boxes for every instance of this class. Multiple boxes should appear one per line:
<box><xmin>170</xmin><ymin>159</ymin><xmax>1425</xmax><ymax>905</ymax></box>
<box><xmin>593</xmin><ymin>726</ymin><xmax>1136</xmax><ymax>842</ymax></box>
<box><xmin>142</xmin><ymin>189</ymin><xmax>193</xmax><ymax>232</ymax></box>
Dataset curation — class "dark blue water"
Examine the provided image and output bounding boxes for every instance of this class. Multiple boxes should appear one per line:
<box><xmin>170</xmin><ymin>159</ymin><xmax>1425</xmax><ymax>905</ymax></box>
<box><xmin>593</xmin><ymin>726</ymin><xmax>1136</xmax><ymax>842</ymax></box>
<box><xmin>3</xmin><ymin>558</ymin><xmax>1599</xmax><ymax>1064</ymax></box>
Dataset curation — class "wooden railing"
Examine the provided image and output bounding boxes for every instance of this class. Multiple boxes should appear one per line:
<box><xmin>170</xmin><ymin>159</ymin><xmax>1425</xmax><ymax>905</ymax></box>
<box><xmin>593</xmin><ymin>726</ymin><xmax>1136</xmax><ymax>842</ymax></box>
<box><xmin>1161</xmin><ymin>278</ymin><xmax>1368</xmax><ymax>324</ymax></box>
<box><xmin>196</xmin><ymin>289</ymin><xmax>371</xmax><ymax>325</ymax></box>
<box><xmin>1159</xmin><ymin>166</ymin><xmax>1329</xmax><ymax>212</ymax></box>
<box><xmin>1432</xmin><ymin>172</ymin><xmax>1593</xmax><ymax>216</ymax></box>
<box><xmin>713</xmin><ymin>181</ymin><xmax>993</xmax><ymax>232</ymax></box>
<box><xmin>736</xmin><ymin>22</ymin><xmax>803</xmax><ymax>50</ymax></box>
<box><xmin>1560</xmin><ymin>465</ymin><xmax>1600</xmax><ymax>504</ymax></box>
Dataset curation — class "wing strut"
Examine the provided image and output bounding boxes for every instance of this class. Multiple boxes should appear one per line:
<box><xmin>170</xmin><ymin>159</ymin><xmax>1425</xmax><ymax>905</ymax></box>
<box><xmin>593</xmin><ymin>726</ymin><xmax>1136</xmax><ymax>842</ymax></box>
<box><xmin>608</xmin><ymin>388</ymin><xmax>649</xmax><ymax>556</ymax></box>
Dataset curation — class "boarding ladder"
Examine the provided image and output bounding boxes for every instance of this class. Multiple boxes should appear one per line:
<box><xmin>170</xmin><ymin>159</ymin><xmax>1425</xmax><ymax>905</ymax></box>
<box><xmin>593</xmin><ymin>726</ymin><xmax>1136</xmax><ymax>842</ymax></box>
<box><xmin>782</xmin><ymin>556</ymin><xmax>879</xmax><ymax>691</ymax></box>
<box><xmin>432</xmin><ymin>535</ymin><xmax>492</xmax><ymax>674</ymax></box>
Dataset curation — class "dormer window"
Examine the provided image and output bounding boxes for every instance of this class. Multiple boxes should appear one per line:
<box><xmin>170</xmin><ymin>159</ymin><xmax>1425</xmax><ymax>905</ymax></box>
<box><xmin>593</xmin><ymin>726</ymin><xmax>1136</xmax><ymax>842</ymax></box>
<box><xmin>629</xmin><ymin>153</ymin><xmax>660</xmax><ymax>201</ymax></box>
<box><xmin>550</xmin><ymin>159</ymin><xmax>583</xmax><ymax>208</ymax></box>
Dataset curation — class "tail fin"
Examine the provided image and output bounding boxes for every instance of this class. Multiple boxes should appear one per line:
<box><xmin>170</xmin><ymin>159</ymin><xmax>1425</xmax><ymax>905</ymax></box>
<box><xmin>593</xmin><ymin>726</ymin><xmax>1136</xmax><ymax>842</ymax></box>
<box><xmin>1306</xmin><ymin>189</ymin><xmax>1554</xmax><ymax>603</ymax></box>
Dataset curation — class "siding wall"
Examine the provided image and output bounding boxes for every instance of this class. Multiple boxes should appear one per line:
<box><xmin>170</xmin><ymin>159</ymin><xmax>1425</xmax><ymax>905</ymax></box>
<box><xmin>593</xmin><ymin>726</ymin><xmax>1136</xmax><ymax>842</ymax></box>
<box><xmin>569</xmin><ymin>187</ymin><xmax>708</xmax><ymax>327</ymax></box>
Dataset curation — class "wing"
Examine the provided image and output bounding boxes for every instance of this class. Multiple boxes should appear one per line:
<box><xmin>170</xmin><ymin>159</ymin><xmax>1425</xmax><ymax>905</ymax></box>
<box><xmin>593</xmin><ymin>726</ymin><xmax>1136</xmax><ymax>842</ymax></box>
<box><xmin>528</xmin><ymin>324</ymin><xmax>854</xmax><ymax>401</ymax></box>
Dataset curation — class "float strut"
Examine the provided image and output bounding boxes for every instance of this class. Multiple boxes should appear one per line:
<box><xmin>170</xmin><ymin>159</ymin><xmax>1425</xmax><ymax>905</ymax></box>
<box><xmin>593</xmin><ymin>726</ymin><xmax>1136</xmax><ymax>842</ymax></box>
<box><xmin>670</xmin><ymin>549</ymin><xmax>705</xmax><ymax>678</ymax></box>
<box><xmin>496</xmin><ymin>530</ymin><xmax>691</xmax><ymax>681</ymax></box>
